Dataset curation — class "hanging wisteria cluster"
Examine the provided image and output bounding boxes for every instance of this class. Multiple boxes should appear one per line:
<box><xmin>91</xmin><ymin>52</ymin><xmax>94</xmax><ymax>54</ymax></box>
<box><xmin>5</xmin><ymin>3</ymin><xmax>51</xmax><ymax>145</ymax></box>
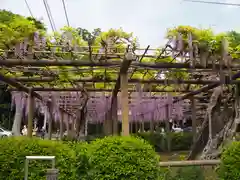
<box><xmin>11</xmin><ymin>91</ymin><xmax>85</xmax><ymax>124</ymax></box>
<box><xmin>87</xmin><ymin>93</ymin><xmax>185</xmax><ymax>123</ymax></box>
<box><xmin>11</xmin><ymin>91</ymin><xmax>186</xmax><ymax>124</ymax></box>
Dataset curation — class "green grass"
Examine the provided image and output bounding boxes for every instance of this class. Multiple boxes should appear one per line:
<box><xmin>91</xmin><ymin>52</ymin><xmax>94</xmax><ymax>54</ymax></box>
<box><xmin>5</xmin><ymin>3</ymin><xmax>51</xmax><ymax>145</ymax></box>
<box><xmin>159</xmin><ymin>151</ymin><xmax>189</xmax><ymax>161</ymax></box>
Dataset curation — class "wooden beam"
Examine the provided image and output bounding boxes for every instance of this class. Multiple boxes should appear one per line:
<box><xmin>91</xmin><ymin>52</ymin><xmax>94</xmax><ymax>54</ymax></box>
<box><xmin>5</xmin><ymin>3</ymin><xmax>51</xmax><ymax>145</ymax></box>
<box><xmin>159</xmin><ymin>160</ymin><xmax>220</xmax><ymax>167</ymax></box>
<box><xmin>2</xmin><ymin>59</ymin><xmax>240</xmax><ymax>69</ymax></box>
<box><xmin>14</xmin><ymin>77</ymin><xmax>240</xmax><ymax>85</ymax></box>
<box><xmin>10</xmin><ymin>87</ymin><xmax>192</xmax><ymax>92</ymax></box>
<box><xmin>173</xmin><ymin>71</ymin><xmax>240</xmax><ymax>103</ymax></box>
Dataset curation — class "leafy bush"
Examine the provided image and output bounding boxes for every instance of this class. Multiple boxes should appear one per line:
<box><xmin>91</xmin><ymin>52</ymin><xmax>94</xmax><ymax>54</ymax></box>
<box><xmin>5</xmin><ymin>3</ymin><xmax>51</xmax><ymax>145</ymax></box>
<box><xmin>218</xmin><ymin>141</ymin><xmax>240</xmax><ymax>180</ymax></box>
<box><xmin>68</xmin><ymin>141</ymin><xmax>90</xmax><ymax>179</ymax></box>
<box><xmin>0</xmin><ymin>137</ymin><xmax>77</xmax><ymax>180</ymax></box>
<box><xmin>82</xmin><ymin>136</ymin><xmax>160</xmax><ymax>180</ymax></box>
<box><xmin>170</xmin><ymin>132</ymin><xmax>193</xmax><ymax>151</ymax></box>
<box><xmin>136</xmin><ymin>132</ymin><xmax>193</xmax><ymax>152</ymax></box>
<box><xmin>165</xmin><ymin>166</ymin><xmax>205</xmax><ymax>180</ymax></box>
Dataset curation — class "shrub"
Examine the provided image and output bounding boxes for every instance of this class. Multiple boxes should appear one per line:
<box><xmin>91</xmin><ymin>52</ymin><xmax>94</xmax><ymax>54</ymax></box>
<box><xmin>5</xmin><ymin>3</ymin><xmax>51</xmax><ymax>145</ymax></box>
<box><xmin>136</xmin><ymin>132</ymin><xmax>193</xmax><ymax>152</ymax></box>
<box><xmin>218</xmin><ymin>141</ymin><xmax>240</xmax><ymax>180</ymax></box>
<box><xmin>0</xmin><ymin>137</ymin><xmax>77</xmax><ymax>180</ymax></box>
<box><xmin>165</xmin><ymin>166</ymin><xmax>205</xmax><ymax>180</ymax></box>
<box><xmin>82</xmin><ymin>136</ymin><xmax>160</xmax><ymax>180</ymax></box>
<box><xmin>68</xmin><ymin>141</ymin><xmax>90</xmax><ymax>179</ymax></box>
<box><xmin>170</xmin><ymin>132</ymin><xmax>193</xmax><ymax>151</ymax></box>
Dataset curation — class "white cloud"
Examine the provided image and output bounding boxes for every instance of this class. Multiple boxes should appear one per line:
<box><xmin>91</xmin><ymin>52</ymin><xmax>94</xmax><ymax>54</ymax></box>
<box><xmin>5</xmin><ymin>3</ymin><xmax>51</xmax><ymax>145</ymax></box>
<box><xmin>2</xmin><ymin>0</ymin><xmax>240</xmax><ymax>47</ymax></box>
<box><xmin>222</xmin><ymin>0</ymin><xmax>239</xmax><ymax>9</ymax></box>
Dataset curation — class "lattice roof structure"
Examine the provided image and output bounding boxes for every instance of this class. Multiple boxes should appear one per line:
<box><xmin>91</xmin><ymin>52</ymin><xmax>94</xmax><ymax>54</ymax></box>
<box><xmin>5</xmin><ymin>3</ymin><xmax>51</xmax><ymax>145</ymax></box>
<box><xmin>1</xmin><ymin>32</ymin><xmax>240</xmax><ymax>125</ymax></box>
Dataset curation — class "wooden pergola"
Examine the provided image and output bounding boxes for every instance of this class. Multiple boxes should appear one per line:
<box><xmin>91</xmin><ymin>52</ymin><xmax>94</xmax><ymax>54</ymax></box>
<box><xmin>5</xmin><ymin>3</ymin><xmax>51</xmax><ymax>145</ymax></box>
<box><xmin>0</xmin><ymin>33</ymin><xmax>239</xmax><ymax>143</ymax></box>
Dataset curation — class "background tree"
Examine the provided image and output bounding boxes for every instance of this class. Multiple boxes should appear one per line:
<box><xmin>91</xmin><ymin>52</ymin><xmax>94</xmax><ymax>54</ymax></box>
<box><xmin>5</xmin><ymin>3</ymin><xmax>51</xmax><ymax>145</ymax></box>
<box><xmin>0</xmin><ymin>10</ymin><xmax>46</xmax><ymax>130</ymax></box>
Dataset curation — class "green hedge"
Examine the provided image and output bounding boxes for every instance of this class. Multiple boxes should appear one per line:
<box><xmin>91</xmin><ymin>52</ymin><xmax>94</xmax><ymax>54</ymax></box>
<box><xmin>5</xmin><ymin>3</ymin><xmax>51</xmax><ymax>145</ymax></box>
<box><xmin>165</xmin><ymin>166</ymin><xmax>205</xmax><ymax>180</ymax></box>
<box><xmin>75</xmin><ymin>136</ymin><xmax>161</xmax><ymax>180</ymax></box>
<box><xmin>136</xmin><ymin>132</ymin><xmax>193</xmax><ymax>152</ymax></box>
<box><xmin>0</xmin><ymin>137</ymin><xmax>77</xmax><ymax>180</ymax></box>
<box><xmin>218</xmin><ymin>141</ymin><xmax>240</xmax><ymax>180</ymax></box>
<box><xmin>0</xmin><ymin>136</ymin><xmax>162</xmax><ymax>179</ymax></box>
<box><xmin>64</xmin><ymin>132</ymin><xmax>193</xmax><ymax>152</ymax></box>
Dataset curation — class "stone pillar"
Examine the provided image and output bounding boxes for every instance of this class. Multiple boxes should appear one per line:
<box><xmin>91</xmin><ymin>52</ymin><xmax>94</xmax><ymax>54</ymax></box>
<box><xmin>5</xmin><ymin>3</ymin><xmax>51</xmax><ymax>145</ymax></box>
<box><xmin>46</xmin><ymin>169</ymin><xmax>59</xmax><ymax>180</ymax></box>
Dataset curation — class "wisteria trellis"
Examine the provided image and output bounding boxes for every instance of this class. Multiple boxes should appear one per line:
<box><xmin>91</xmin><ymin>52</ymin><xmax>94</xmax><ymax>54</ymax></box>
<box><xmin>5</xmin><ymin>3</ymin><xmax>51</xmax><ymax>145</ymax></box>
<box><xmin>8</xmin><ymin>31</ymin><xmax>188</xmax><ymax>125</ymax></box>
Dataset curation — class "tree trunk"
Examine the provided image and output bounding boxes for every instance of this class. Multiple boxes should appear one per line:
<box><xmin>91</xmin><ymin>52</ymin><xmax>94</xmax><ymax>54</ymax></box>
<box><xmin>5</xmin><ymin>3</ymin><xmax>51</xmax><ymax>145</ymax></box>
<box><xmin>188</xmin><ymin>85</ymin><xmax>238</xmax><ymax>160</ymax></box>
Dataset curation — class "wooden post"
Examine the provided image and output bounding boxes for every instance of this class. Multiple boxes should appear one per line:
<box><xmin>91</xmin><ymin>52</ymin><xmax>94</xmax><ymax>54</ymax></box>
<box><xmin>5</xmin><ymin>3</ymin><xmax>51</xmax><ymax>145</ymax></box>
<box><xmin>141</xmin><ymin>121</ymin><xmax>145</xmax><ymax>132</ymax></box>
<box><xmin>103</xmin><ymin>102</ymin><xmax>112</xmax><ymax>135</ymax></box>
<box><xmin>135</xmin><ymin>121</ymin><xmax>139</xmax><ymax>133</ymax></box>
<box><xmin>46</xmin><ymin>169</ymin><xmax>59</xmax><ymax>180</ymax></box>
<box><xmin>27</xmin><ymin>89</ymin><xmax>34</xmax><ymax>137</ymax></box>
<box><xmin>188</xmin><ymin>33</ymin><xmax>195</xmax><ymax>68</ymax></box>
<box><xmin>150</xmin><ymin>113</ymin><xmax>154</xmax><ymax>132</ymax></box>
<box><xmin>48</xmin><ymin>102</ymin><xmax>53</xmax><ymax>140</ymax></box>
<box><xmin>165</xmin><ymin>105</ymin><xmax>171</xmax><ymax>152</ymax></box>
<box><xmin>120</xmin><ymin>70</ymin><xmax>129</xmax><ymax>136</ymax></box>
<box><xmin>112</xmin><ymin>97</ymin><xmax>118</xmax><ymax>135</ymax></box>
<box><xmin>191</xmin><ymin>97</ymin><xmax>197</xmax><ymax>142</ymax></box>
<box><xmin>66</xmin><ymin>115</ymin><xmax>70</xmax><ymax>137</ymax></box>
<box><xmin>59</xmin><ymin>111</ymin><xmax>64</xmax><ymax>140</ymax></box>
<box><xmin>71</xmin><ymin>117</ymin><xmax>75</xmax><ymax>136</ymax></box>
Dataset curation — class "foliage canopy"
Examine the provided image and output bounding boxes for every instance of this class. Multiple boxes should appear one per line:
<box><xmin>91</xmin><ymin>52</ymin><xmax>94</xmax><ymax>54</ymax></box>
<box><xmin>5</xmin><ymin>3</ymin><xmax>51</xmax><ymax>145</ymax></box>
<box><xmin>1</xmin><ymin>10</ymin><xmax>240</xmax><ymax>93</ymax></box>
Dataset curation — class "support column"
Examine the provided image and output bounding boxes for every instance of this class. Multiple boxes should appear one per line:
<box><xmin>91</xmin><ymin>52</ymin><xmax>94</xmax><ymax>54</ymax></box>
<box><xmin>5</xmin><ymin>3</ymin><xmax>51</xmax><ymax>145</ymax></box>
<box><xmin>59</xmin><ymin>111</ymin><xmax>64</xmax><ymax>140</ymax></box>
<box><xmin>66</xmin><ymin>115</ymin><xmax>70</xmax><ymax>137</ymax></box>
<box><xmin>191</xmin><ymin>97</ymin><xmax>197</xmax><ymax>142</ymax></box>
<box><xmin>27</xmin><ymin>89</ymin><xmax>34</xmax><ymax>137</ymax></box>
<box><xmin>165</xmin><ymin>105</ymin><xmax>171</xmax><ymax>152</ymax></box>
<box><xmin>120</xmin><ymin>71</ymin><xmax>129</xmax><ymax>136</ymax></box>
<box><xmin>103</xmin><ymin>108</ymin><xmax>112</xmax><ymax>135</ymax></box>
<box><xmin>71</xmin><ymin>117</ymin><xmax>75</xmax><ymax>138</ymax></box>
<box><xmin>48</xmin><ymin>103</ymin><xmax>53</xmax><ymax>140</ymax></box>
<box><xmin>150</xmin><ymin>112</ymin><xmax>154</xmax><ymax>133</ymax></box>
<box><xmin>112</xmin><ymin>97</ymin><xmax>118</xmax><ymax>135</ymax></box>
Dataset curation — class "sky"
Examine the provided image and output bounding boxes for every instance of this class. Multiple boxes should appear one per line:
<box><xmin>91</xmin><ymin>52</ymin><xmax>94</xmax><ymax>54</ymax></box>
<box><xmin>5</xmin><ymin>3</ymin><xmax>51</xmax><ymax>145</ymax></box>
<box><xmin>1</xmin><ymin>0</ymin><xmax>240</xmax><ymax>48</ymax></box>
